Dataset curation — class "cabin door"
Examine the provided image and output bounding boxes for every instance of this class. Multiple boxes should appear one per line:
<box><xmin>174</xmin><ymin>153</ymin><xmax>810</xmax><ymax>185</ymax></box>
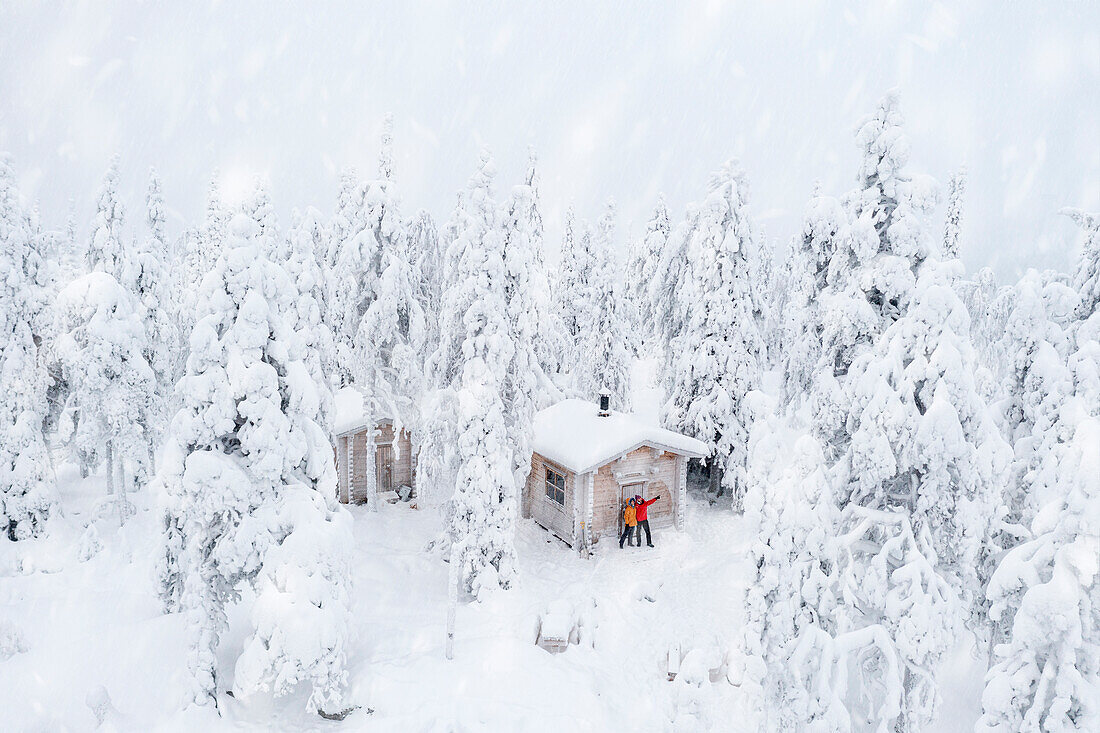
<box><xmin>620</xmin><ymin>482</ymin><xmax>645</xmax><ymax>533</ymax></box>
<box><xmin>377</xmin><ymin>444</ymin><xmax>394</xmax><ymax>491</ymax></box>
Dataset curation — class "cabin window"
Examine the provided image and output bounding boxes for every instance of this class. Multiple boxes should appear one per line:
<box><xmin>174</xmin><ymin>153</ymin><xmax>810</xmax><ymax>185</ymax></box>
<box><xmin>545</xmin><ymin>467</ymin><xmax>566</xmax><ymax>506</ymax></box>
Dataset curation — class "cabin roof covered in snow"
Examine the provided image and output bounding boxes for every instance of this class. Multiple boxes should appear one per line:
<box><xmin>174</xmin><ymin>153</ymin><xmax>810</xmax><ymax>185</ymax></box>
<box><xmin>532</xmin><ymin>399</ymin><xmax>708</xmax><ymax>475</ymax></box>
<box><xmin>333</xmin><ymin>386</ymin><xmax>392</xmax><ymax>436</ymax></box>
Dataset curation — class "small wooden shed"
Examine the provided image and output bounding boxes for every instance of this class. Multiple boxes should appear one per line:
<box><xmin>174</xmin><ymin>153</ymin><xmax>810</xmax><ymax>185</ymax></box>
<box><xmin>333</xmin><ymin>386</ymin><xmax>415</xmax><ymax>504</ymax></box>
<box><xmin>523</xmin><ymin>398</ymin><xmax>707</xmax><ymax>552</ymax></box>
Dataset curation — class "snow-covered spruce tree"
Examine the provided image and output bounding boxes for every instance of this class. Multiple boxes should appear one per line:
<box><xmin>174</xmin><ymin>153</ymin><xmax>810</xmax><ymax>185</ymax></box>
<box><xmin>651</xmin><ymin>209</ymin><xmax>699</xmax><ymax>399</ymax></box>
<box><xmin>979</xmin><ymin>340</ymin><xmax>1100</xmax><ymax>732</ymax></box>
<box><xmin>353</xmin><ymin>229</ymin><xmax>426</xmax><ymax>509</ymax></box>
<box><xmin>430</xmin><ymin>152</ymin><xmax>518</xmax><ymax>597</ymax></box>
<box><xmin>781</xmin><ymin>193</ymin><xmax>848</xmax><ymax>404</ymax></box>
<box><xmin>282</xmin><ymin>207</ymin><xmax>337</xmax><ymax>432</ymax></box>
<box><xmin>131</xmin><ymin>167</ymin><xmax>182</xmax><ymax>447</ymax></box>
<box><xmin>1062</xmin><ymin>207</ymin><xmax>1100</xmax><ymax>321</ymax></box>
<box><xmin>998</xmin><ymin>271</ymin><xmax>1077</xmax><ymax>538</ymax></box>
<box><xmin>958</xmin><ymin>267</ymin><xmax>1017</xmax><ymax>403</ymax></box>
<box><xmin>738</xmin><ymin>392</ymin><xmax>846</xmax><ymax>730</ymax></box>
<box><xmin>812</xmin><ymin>91</ymin><xmax>938</xmax><ymax>454</ymax></box>
<box><xmin>407</xmin><ymin>209</ymin><xmax>443</xmax><ymax>364</ymax></box>
<box><xmin>499</xmin><ymin>153</ymin><xmax>550</xmax><ymax>486</ymax></box>
<box><xmin>243</xmin><ymin>178</ymin><xmax>278</xmax><ymax>239</ymax></box>
<box><xmin>512</xmin><ymin>150</ymin><xmax>567</xmax><ymax>387</ymax></box>
<box><xmin>331</xmin><ymin>136</ymin><xmax>405</xmax><ymax>385</ymax></box>
<box><xmin>942</xmin><ymin>166</ymin><xmax>966</xmax><ymax>260</ymax></box>
<box><xmin>553</xmin><ymin>207</ymin><xmax>598</xmax><ymax>378</ymax></box>
<box><xmin>624</xmin><ymin>196</ymin><xmax>671</xmax><ymax>353</ymax></box>
<box><xmin>663</xmin><ymin>162</ymin><xmax>764</xmax><ymax>506</ymax></box>
<box><xmin>88</xmin><ymin>156</ymin><xmax>129</xmax><ymax>284</ymax></box>
<box><xmin>54</xmin><ymin>271</ymin><xmax>155</xmax><ymax>504</ymax></box>
<box><xmin>830</xmin><ymin>259</ymin><xmax>1010</xmax><ymax>730</ymax></box>
<box><xmin>0</xmin><ymin>155</ymin><xmax>57</xmax><ymax>540</ymax></box>
<box><xmin>575</xmin><ymin>200</ymin><xmax>632</xmax><ymax>410</ymax></box>
<box><xmin>179</xmin><ymin>173</ymin><xmax>227</xmax><ymax>338</ymax></box>
<box><xmin>159</xmin><ymin>213</ymin><xmax>352</xmax><ymax>713</ymax></box>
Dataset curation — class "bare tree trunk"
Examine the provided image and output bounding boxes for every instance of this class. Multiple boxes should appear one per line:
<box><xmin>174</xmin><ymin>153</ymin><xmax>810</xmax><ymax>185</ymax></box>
<box><xmin>365</xmin><ymin>423</ymin><xmax>378</xmax><ymax>512</ymax></box>
<box><xmin>117</xmin><ymin>457</ymin><xmax>127</xmax><ymax>526</ymax></box>
<box><xmin>445</xmin><ymin>544</ymin><xmax>458</xmax><ymax>660</ymax></box>
<box><xmin>105</xmin><ymin>443</ymin><xmax>115</xmax><ymax>496</ymax></box>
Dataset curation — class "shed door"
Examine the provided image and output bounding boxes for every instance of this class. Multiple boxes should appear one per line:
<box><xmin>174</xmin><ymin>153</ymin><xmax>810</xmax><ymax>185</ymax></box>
<box><xmin>377</xmin><ymin>444</ymin><xmax>393</xmax><ymax>491</ymax></box>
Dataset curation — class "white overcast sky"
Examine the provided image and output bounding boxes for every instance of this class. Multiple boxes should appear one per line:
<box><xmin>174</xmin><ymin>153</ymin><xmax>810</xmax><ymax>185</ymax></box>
<box><xmin>1</xmin><ymin>0</ymin><xmax>1097</xmax><ymax>281</ymax></box>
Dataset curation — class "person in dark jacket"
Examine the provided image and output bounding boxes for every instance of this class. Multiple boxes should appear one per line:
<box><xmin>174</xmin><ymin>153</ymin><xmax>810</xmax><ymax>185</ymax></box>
<box><xmin>634</xmin><ymin>494</ymin><xmax>660</xmax><ymax>547</ymax></box>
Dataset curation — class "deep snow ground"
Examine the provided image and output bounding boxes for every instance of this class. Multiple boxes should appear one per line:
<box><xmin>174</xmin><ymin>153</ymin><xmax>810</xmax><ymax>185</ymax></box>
<box><xmin>1</xmin><ymin>466</ymin><xmax>752</xmax><ymax>731</ymax></box>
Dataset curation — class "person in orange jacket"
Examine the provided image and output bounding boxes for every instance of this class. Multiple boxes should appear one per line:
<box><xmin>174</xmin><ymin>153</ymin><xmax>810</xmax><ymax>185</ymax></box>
<box><xmin>634</xmin><ymin>494</ymin><xmax>660</xmax><ymax>547</ymax></box>
<box><xmin>619</xmin><ymin>498</ymin><xmax>639</xmax><ymax>549</ymax></box>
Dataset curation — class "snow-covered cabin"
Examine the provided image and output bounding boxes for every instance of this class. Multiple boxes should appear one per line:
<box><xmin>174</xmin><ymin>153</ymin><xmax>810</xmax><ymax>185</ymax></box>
<box><xmin>524</xmin><ymin>397</ymin><xmax>707</xmax><ymax>551</ymax></box>
<box><xmin>333</xmin><ymin>387</ymin><xmax>415</xmax><ymax>504</ymax></box>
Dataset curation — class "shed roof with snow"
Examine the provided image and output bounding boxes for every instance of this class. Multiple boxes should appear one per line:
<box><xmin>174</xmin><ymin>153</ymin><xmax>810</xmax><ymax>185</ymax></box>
<box><xmin>333</xmin><ymin>386</ymin><xmax>395</xmax><ymax>437</ymax></box>
<box><xmin>531</xmin><ymin>399</ymin><xmax>708</xmax><ymax>475</ymax></box>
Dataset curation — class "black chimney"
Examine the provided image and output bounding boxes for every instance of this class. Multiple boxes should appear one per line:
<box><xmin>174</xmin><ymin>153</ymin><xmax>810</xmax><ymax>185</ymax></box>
<box><xmin>598</xmin><ymin>389</ymin><xmax>611</xmax><ymax>417</ymax></box>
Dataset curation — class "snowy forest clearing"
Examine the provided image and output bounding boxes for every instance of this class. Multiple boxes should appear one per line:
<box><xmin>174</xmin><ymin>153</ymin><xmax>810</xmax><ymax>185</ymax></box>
<box><xmin>4</xmin><ymin>454</ymin><xmax>988</xmax><ymax>732</ymax></box>
<box><xmin>4</xmin><ymin>459</ymin><xmax>753</xmax><ymax>731</ymax></box>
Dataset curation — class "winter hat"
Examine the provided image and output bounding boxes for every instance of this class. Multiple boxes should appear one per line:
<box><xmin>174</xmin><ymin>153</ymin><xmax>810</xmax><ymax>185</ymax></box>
<box><xmin>634</xmin><ymin>495</ymin><xmax>642</xmax><ymax>503</ymax></box>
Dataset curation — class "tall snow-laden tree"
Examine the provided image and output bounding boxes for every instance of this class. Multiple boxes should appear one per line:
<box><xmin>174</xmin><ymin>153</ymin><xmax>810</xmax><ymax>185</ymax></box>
<box><xmin>0</xmin><ymin>155</ymin><xmax>56</xmax><ymax>540</ymax></box>
<box><xmin>88</xmin><ymin>156</ymin><xmax>128</xmax><ymax>284</ymax></box>
<box><xmin>158</xmin><ymin>213</ymin><xmax>352</xmax><ymax>713</ymax></box>
<box><xmin>663</xmin><ymin>162</ymin><xmax>764</xmax><ymax>505</ymax></box>
<box><xmin>575</xmin><ymin>200</ymin><xmax>632</xmax><ymax>411</ymax></box>
<box><xmin>651</xmin><ymin>210</ymin><xmax>698</xmax><ymax>397</ymax></box>
<box><xmin>408</xmin><ymin>209</ymin><xmax>443</xmax><ymax>362</ymax></box>
<box><xmin>830</xmin><ymin>259</ymin><xmax>1010</xmax><ymax>730</ymax></box>
<box><xmin>430</xmin><ymin>152</ymin><xmax>517</xmax><ymax>598</ymax></box>
<box><xmin>738</xmin><ymin>392</ymin><xmax>845</xmax><ymax>730</ymax></box>
<box><xmin>812</xmin><ymin>91</ymin><xmax>938</xmax><ymax>455</ymax></box>
<box><xmin>514</xmin><ymin>150</ymin><xmax>567</xmax><ymax>388</ymax></box>
<box><xmin>998</xmin><ymin>271</ymin><xmax>1077</xmax><ymax>538</ymax></box>
<box><xmin>1062</xmin><ymin>207</ymin><xmax>1100</xmax><ymax>321</ymax></box>
<box><xmin>499</xmin><ymin>152</ymin><xmax>550</xmax><ymax>486</ymax></box>
<box><xmin>781</xmin><ymin>194</ymin><xmax>849</xmax><ymax>403</ymax></box>
<box><xmin>132</xmin><ymin>167</ymin><xmax>182</xmax><ymax>445</ymax></box>
<box><xmin>331</xmin><ymin>136</ymin><xmax>406</xmax><ymax>385</ymax></box>
<box><xmin>180</xmin><ymin>173</ymin><xmax>227</xmax><ymax>338</ymax></box>
<box><xmin>243</xmin><ymin>178</ymin><xmax>278</xmax><ymax>240</ymax></box>
<box><xmin>625</xmin><ymin>196</ymin><xmax>671</xmax><ymax>352</ymax></box>
<box><xmin>54</xmin><ymin>272</ymin><xmax>155</xmax><ymax>504</ymax></box>
<box><xmin>942</xmin><ymin>166</ymin><xmax>966</xmax><ymax>260</ymax></box>
<box><xmin>980</xmin><ymin>335</ymin><xmax>1100</xmax><ymax>732</ymax></box>
<box><xmin>282</xmin><ymin>207</ymin><xmax>337</xmax><ymax>432</ymax></box>
<box><xmin>553</xmin><ymin>207</ymin><xmax>598</xmax><ymax>378</ymax></box>
<box><xmin>353</xmin><ymin>232</ymin><xmax>426</xmax><ymax>509</ymax></box>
